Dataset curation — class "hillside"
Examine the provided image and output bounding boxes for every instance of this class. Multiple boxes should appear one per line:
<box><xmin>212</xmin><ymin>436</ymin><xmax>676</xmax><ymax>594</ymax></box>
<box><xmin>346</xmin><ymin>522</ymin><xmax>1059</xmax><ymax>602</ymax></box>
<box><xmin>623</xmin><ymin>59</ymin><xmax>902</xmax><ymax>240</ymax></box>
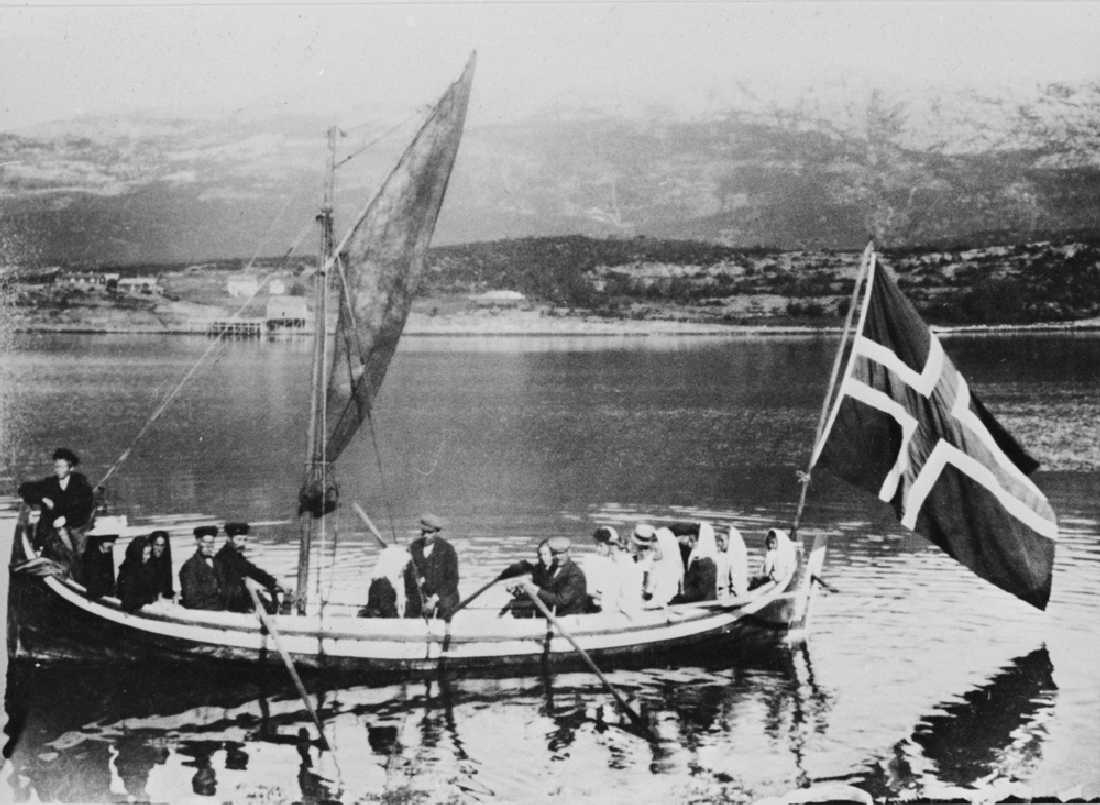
<box><xmin>5</xmin><ymin>236</ymin><xmax>1099</xmax><ymax>330</ymax></box>
<box><xmin>4</xmin><ymin>81</ymin><xmax>1100</xmax><ymax>264</ymax></box>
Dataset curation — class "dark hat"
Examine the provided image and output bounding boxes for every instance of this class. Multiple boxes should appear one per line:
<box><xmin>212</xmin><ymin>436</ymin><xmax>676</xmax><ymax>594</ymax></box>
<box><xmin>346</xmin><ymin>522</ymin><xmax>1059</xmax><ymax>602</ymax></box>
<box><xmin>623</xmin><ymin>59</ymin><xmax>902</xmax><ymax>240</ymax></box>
<box><xmin>148</xmin><ymin>529</ymin><xmax>169</xmax><ymax>541</ymax></box>
<box><xmin>592</xmin><ymin>526</ymin><xmax>618</xmax><ymax>544</ymax></box>
<box><xmin>193</xmin><ymin>524</ymin><xmax>218</xmax><ymax>539</ymax></box>
<box><xmin>419</xmin><ymin>513</ymin><xmax>444</xmax><ymax>533</ymax></box>
<box><xmin>631</xmin><ymin>523</ymin><xmax>657</xmax><ymax>548</ymax></box>
<box><xmin>225</xmin><ymin>521</ymin><xmax>250</xmax><ymax>537</ymax></box>
<box><xmin>548</xmin><ymin>535</ymin><xmax>571</xmax><ymax>555</ymax></box>
<box><xmin>51</xmin><ymin>447</ymin><xmax>80</xmax><ymax>465</ymax></box>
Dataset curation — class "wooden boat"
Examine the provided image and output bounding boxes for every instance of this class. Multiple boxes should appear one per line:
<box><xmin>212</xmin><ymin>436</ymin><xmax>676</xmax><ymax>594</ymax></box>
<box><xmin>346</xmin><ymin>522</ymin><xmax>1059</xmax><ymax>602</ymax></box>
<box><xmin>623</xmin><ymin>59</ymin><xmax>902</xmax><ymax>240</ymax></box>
<box><xmin>7</xmin><ymin>503</ymin><xmax>813</xmax><ymax>675</ymax></box>
<box><xmin>7</xmin><ymin>56</ymin><xmax>1057</xmax><ymax>676</ymax></box>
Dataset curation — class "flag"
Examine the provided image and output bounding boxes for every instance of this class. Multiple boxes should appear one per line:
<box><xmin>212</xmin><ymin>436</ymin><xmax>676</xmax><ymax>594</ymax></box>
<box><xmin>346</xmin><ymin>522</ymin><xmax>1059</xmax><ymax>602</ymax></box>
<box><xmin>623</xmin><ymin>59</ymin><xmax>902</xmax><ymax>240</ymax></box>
<box><xmin>812</xmin><ymin>250</ymin><xmax>1056</xmax><ymax>609</ymax></box>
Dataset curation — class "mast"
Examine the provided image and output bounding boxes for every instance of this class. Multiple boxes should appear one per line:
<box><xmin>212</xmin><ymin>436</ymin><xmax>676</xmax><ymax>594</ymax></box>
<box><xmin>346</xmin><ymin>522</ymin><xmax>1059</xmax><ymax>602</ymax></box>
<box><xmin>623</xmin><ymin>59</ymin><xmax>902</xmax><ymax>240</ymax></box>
<box><xmin>296</xmin><ymin>126</ymin><xmax>339</xmax><ymax>614</ymax></box>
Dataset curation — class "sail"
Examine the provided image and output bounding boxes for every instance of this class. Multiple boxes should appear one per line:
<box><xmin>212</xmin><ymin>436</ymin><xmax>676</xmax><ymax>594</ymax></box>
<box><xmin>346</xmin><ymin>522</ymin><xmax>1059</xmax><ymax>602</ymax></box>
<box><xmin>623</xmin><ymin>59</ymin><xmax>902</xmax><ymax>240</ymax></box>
<box><xmin>811</xmin><ymin>251</ymin><xmax>1057</xmax><ymax>609</ymax></box>
<box><xmin>323</xmin><ymin>53</ymin><xmax>476</xmax><ymax>462</ymax></box>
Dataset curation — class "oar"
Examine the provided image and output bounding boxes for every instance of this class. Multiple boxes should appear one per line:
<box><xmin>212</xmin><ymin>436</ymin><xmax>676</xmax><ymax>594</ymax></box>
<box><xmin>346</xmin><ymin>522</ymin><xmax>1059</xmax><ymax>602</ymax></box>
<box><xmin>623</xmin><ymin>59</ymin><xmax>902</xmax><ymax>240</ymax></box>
<box><xmin>352</xmin><ymin>502</ymin><xmax>389</xmax><ymax>548</ymax></box>
<box><xmin>520</xmin><ymin>586</ymin><xmax>648</xmax><ymax>732</ymax></box>
<box><xmin>446</xmin><ymin>573</ymin><xmax>506</xmax><ymax>620</ymax></box>
<box><xmin>245</xmin><ymin>579</ymin><xmax>330</xmax><ymax>750</ymax></box>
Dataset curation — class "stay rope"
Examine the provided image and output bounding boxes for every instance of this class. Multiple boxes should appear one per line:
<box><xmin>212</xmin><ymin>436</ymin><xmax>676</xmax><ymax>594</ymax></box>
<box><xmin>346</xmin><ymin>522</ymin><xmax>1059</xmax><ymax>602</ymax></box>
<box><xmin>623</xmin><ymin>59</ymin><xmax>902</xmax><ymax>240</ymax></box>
<box><xmin>334</xmin><ymin>110</ymin><xmax>422</xmax><ymax>171</ymax></box>
<box><xmin>96</xmin><ymin>204</ymin><xmax>314</xmax><ymax>489</ymax></box>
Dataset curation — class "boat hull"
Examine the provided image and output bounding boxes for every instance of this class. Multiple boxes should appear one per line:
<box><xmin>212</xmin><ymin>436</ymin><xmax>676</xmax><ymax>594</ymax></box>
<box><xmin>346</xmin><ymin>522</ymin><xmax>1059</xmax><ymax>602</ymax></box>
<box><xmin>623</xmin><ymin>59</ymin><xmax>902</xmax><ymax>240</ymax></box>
<box><xmin>8</xmin><ymin>515</ymin><xmax>814</xmax><ymax>679</ymax></box>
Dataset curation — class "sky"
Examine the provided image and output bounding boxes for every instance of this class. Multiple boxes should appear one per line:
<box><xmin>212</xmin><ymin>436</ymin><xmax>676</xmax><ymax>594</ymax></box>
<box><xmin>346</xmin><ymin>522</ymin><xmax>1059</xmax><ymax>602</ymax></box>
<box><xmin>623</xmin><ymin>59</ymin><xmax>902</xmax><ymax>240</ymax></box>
<box><xmin>2</xmin><ymin>2</ymin><xmax>1100</xmax><ymax>132</ymax></box>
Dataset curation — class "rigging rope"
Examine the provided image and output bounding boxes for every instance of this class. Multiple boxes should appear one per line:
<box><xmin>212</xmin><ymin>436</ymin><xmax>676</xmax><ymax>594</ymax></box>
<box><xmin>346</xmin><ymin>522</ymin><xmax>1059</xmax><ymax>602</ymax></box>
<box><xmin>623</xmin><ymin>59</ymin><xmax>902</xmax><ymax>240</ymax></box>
<box><xmin>366</xmin><ymin>412</ymin><xmax>400</xmax><ymax>546</ymax></box>
<box><xmin>97</xmin><ymin>198</ymin><xmax>314</xmax><ymax>489</ymax></box>
<box><xmin>334</xmin><ymin>110</ymin><xmax>422</xmax><ymax>171</ymax></box>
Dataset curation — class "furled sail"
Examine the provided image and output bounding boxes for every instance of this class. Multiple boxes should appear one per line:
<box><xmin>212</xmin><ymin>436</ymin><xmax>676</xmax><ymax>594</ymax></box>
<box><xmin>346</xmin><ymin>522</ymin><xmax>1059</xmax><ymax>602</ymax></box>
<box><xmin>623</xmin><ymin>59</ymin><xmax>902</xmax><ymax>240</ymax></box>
<box><xmin>811</xmin><ymin>251</ymin><xmax>1057</xmax><ymax>609</ymax></box>
<box><xmin>323</xmin><ymin>53</ymin><xmax>476</xmax><ymax>464</ymax></box>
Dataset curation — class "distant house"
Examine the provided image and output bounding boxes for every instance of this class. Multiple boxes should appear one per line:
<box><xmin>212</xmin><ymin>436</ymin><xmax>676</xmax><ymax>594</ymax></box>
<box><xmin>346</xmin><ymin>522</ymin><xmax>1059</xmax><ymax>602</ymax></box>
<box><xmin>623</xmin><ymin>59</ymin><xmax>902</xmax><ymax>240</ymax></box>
<box><xmin>117</xmin><ymin>276</ymin><xmax>159</xmax><ymax>295</ymax></box>
<box><xmin>467</xmin><ymin>290</ymin><xmax>526</xmax><ymax>308</ymax></box>
<box><xmin>227</xmin><ymin>275</ymin><xmax>260</xmax><ymax>297</ymax></box>
<box><xmin>62</xmin><ymin>270</ymin><xmax>119</xmax><ymax>290</ymax></box>
<box><xmin>266</xmin><ymin>295</ymin><xmax>308</xmax><ymax>329</ymax></box>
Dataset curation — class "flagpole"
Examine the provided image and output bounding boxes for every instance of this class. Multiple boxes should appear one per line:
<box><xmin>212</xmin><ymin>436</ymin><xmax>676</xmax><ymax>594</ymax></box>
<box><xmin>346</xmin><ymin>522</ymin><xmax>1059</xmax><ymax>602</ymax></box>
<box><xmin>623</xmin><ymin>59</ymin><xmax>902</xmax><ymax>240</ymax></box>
<box><xmin>790</xmin><ymin>240</ymin><xmax>875</xmax><ymax>539</ymax></box>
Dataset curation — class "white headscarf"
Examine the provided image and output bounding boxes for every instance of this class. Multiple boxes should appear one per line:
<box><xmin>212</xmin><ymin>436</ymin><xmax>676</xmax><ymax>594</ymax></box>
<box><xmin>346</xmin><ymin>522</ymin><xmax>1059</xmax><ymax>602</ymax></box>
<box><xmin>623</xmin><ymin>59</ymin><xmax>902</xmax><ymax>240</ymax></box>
<box><xmin>686</xmin><ymin>521</ymin><xmax>717</xmax><ymax>567</ymax></box>
<box><xmin>651</xmin><ymin>527</ymin><xmax>683</xmax><ymax>605</ymax></box>
<box><xmin>724</xmin><ymin>525</ymin><xmax>748</xmax><ymax>599</ymax></box>
<box><xmin>760</xmin><ymin>529</ymin><xmax>797</xmax><ymax>587</ymax></box>
<box><xmin>371</xmin><ymin>545</ymin><xmax>410</xmax><ymax>617</ymax></box>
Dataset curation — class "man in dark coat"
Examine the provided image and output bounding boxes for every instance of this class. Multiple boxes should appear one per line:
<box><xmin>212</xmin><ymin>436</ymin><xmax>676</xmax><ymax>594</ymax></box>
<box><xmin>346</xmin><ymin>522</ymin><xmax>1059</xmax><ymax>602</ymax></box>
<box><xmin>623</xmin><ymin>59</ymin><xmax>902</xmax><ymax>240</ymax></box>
<box><xmin>18</xmin><ymin>447</ymin><xmax>96</xmax><ymax>581</ymax></box>
<box><xmin>179</xmin><ymin>525</ymin><xmax>223</xmax><ymax>610</ymax></box>
<box><xmin>215</xmin><ymin>522</ymin><xmax>282</xmax><ymax>613</ymax></box>
<box><xmin>403</xmin><ymin>513</ymin><xmax>460</xmax><ymax>620</ymax></box>
<box><xmin>521</xmin><ymin>536</ymin><xmax>588</xmax><ymax>616</ymax></box>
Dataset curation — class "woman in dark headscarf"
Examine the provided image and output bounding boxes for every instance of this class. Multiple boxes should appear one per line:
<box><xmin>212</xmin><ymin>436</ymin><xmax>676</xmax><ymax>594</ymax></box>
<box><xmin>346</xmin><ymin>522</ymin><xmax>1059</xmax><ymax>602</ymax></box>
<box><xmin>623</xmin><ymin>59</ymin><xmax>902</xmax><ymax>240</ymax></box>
<box><xmin>115</xmin><ymin>535</ymin><xmax>160</xmax><ymax>612</ymax></box>
<box><xmin>82</xmin><ymin>533</ymin><xmax>118</xmax><ymax>599</ymax></box>
<box><xmin>148</xmin><ymin>530</ymin><xmax>174</xmax><ymax>600</ymax></box>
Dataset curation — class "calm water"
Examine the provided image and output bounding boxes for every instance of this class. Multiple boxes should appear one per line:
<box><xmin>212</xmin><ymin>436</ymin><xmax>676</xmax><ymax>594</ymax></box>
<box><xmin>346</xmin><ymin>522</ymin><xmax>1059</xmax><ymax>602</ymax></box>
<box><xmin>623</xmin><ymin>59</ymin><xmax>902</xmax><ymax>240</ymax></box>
<box><xmin>2</xmin><ymin>331</ymin><xmax>1099</xmax><ymax>803</ymax></box>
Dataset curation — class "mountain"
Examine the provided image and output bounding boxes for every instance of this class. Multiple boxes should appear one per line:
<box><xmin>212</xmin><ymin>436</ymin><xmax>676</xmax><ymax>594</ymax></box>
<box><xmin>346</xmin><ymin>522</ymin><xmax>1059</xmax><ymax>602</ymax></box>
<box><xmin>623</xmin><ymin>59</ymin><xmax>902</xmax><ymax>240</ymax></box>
<box><xmin>3</xmin><ymin>81</ymin><xmax>1100</xmax><ymax>265</ymax></box>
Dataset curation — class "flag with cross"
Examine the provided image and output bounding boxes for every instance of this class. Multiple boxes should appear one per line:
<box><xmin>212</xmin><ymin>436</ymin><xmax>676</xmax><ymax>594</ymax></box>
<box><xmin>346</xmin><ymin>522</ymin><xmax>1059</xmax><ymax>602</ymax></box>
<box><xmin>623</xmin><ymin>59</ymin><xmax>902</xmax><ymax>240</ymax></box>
<box><xmin>812</xmin><ymin>251</ymin><xmax>1056</xmax><ymax>609</ymax></box>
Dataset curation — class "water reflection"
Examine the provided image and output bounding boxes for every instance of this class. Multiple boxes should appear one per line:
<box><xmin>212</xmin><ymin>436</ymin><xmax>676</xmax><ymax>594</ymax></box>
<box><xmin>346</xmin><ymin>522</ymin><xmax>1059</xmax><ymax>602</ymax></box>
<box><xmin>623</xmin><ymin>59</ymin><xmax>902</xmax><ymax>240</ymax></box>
<box><xmin>854</xmin><ymin>646</ymin><xmax>1057</xmax><ymax>798</ymax></box>
<box><xmin>4</xmin><ymin>642</ymin><xmax>836</xmax><ymax>802</ymax></box>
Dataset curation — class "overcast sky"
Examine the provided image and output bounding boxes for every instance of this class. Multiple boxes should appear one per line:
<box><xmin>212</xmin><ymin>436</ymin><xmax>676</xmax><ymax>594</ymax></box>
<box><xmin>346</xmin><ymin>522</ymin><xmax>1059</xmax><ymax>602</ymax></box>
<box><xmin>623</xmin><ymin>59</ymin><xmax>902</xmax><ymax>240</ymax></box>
<box><xmin>2</xmin><ymin>2</ymin><xmax>1099</xmax><ymax>131</ymax></box>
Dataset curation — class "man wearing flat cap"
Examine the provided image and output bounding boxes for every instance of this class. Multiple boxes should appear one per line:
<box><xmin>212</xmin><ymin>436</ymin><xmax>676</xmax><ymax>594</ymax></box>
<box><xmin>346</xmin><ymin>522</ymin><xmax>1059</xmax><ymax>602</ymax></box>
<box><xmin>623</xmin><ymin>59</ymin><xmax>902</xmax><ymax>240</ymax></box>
<box><xmin>180</xmin><ymin>525</ymin><xmax>224</xmax><ymax>610</ymax></box>
<box><xmin>520</xmin><ymin>535</ymin><xmax>588</xmax><ymax>616</ymax></box>
<box><xmin>216</xmin><ymin>522</ymin><xmax>283</xmax><ymax>613</ymax></box>
<box><xmin>404</xmin><ymin>513</ymin><xmax>460</xmax><ymax>619</ymax></box>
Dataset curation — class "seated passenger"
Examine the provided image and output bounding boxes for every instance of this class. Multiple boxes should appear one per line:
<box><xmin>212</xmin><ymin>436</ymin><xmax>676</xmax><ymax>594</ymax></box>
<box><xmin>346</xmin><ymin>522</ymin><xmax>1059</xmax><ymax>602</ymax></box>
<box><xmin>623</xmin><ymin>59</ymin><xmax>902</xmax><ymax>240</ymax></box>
<box><xmin>149</xmin><ymin>530</ymin><xmax>174</xmax><ymax>601</ymax></box>
<box><xmin>674</xmin><ymin>522</ymin><xmax>719</xmax><ymax>603</ymax></box>
<box><xmin>180</xmin><ymin>525</ymin><xmax>223</xmax><ymax>610</ymax></box>
<box><xmin>216</xmin><ymin>522</ymin><xmax>283</xmax><ymax>613</ymax></box>
<box><xmin>601</xmin><ymin>526</ymin><xmax>644</xmax><ymax>616</ymax></box>
<box><xmin>18</xmin><ymin>447</ymin><xmax>96</xmax><ymax>582</ymax></box>
<box><xmin>652</xmin><ymin>527</ymin><xmax>685</xmax><ymax>606</ymax></box>
<box><xmin>582</xmin><ymin>526</ymin><xmax>619</xmax><ymax>613</ymax></box>
<box><xmin>359</xmin><ymin>545</ymin><xmax>410</xmax><ymax>618</ymax></box>
<box><xmin>83</xmin><ymin>533</ymin><xmax>118</xmax><ymax>599</ymax></box>
<box><xmin>519</xmin><ymin>536</ymin><xmax>588</xmax><ymax>616</ymax></box>
<box><xmin>500</xmin><ymin>539</ymin><xmax>554</xmax><ymax>618</ymax></box>
<box><xmin>749</xmin><ymin>528</ymin><xmax>797</xmax><ymax>591</ymax></box>
<box><xmin>716</xmin><ymin>525</ymin><xmax>749</xmax><ymax>599</ymax></box>
<box><xmin>116</xmin><ymin>535</ymin><xmax>160</xmax><ymax>612</ymax></box>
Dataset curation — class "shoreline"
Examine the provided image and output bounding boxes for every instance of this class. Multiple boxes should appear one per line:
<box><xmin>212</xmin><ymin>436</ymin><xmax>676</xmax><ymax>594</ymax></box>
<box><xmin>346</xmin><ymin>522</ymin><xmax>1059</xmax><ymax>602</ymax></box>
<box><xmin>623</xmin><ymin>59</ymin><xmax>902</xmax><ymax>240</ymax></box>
<box><xmin>10</xmin><ymin>315</ymin><xmax>1100</xmax><ymax>338</ymax></box>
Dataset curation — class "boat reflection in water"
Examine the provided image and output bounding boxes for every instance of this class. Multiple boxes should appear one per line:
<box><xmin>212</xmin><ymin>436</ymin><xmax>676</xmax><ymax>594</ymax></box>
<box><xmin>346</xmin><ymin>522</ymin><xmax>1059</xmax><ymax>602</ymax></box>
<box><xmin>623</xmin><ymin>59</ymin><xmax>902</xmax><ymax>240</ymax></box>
<box><xmin>853</xmin><ymin>646</ymin><xmax>1057</xmax><ymax>800</ymax></box>
<box><xmin>4</xmin><ymin>641</ymin><xmax>836</xmax><ymax>802</ymax></box>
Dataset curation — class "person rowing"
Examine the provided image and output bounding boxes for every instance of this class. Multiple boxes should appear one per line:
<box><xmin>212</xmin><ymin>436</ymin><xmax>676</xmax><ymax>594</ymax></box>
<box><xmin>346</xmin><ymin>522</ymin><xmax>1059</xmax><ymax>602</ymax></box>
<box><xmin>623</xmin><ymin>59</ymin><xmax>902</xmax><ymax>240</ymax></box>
<box><xmin>404</xmin><ymin>513</ymin><xmax>460</xmax><ymax>620</ymax></box>
<box><xmin>512</xmin><ymin>536</ymin><xmax>588</xmax><ymax>616</ymax></box>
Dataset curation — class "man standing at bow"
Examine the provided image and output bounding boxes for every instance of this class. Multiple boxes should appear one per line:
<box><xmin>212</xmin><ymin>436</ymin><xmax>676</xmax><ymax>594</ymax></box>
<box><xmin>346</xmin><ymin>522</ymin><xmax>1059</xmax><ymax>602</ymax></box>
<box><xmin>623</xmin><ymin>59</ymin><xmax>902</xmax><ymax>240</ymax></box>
<box><xmin>403</xmin><ymin>513</ymin><xmax>460</xmax><ymax>620</ymax></box>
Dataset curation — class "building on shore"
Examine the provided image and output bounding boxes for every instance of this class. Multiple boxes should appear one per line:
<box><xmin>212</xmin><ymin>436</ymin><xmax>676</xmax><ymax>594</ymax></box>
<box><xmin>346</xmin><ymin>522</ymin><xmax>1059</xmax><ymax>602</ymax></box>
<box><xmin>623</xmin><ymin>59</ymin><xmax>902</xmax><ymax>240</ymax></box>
<box><xmin>227</xmin><ymin>274</ymin><xmax>260</xmax><ymax>297</ymax></box>
<box><xmin>266</xmin><ymin>295</ymin><xmax>308</xmax><ymax>329</ymax></box>
<box><xmin>467</xmin><ymin>290</ymin><xmax>526</xmax><ymax>309</ymax></box>
<box><xmin>117</xmin><ymin>276</ymin><xmax>159</xmax><ymax>295</ymax></box>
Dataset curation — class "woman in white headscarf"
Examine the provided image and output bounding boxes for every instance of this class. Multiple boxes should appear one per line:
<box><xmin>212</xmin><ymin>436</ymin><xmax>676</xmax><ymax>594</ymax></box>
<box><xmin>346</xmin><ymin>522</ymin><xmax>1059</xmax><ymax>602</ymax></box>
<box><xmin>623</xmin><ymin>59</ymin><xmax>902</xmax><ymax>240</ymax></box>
<box><xmin>750</xmin><ymin>528</ymin><xmax>798</xmax><ymax>591</ymax></box>
<box><xmin>679</xmin><ymin>521</ymin><xmax>719</xmax><ymax>602</ymax></box>
<box><xmin>649</xmin><ymin>527</ymin><xmax>684</xmax><ymax>606</ymax></box>
<box><xmin>360</xmin><ymin>545</ymin><xmax>409</xmax><ymax>618</ymax></box>
<box><xmin>722</xmin><ymin>525</ymin><xmax>749</xmax><ymax>599</ymax></box>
